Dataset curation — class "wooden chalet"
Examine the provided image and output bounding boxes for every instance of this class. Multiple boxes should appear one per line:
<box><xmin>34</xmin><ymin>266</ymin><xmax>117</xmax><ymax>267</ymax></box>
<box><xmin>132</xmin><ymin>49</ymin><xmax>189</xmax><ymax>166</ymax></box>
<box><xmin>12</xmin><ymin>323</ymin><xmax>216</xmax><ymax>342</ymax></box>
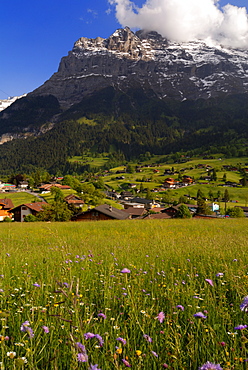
<box><xmin>0</xmin><ymin>198</ymin><xmax>14</xmax><ymax>221</ymax></box>
<box><xmin>71</xmin><ymin>204</ymin><xmax>130</xmax><ymax>221</ymax></box>
<box><xmin>122</xmin><ymin>207</ymin><xmax>147</xmax><ymax>219</ymax></box>
<box><xmin>12</xmin><ymin>202</ymin><xmax>47</xmax><ymax>222</ymax></box>
<box><xmin>64</xmin><ymin>194</ymin><xmax>84</xmax><ymax>208</ymax></box>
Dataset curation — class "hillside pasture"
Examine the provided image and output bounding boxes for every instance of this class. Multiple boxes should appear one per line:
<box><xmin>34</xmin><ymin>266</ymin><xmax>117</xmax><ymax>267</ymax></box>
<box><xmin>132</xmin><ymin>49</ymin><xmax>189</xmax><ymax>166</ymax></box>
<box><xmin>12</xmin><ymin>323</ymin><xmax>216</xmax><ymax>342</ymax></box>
<box><xmin>0</xmin><ymin>219</ymin><xmax>247</xmax><ymax>369</ymax></box>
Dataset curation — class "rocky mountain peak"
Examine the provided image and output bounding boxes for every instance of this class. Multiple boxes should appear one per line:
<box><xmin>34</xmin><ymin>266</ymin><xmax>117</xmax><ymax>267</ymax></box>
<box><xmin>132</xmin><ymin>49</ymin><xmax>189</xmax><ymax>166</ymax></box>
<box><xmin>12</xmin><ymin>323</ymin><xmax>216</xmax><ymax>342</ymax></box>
<box><xmin>29</xmin><ymin>27</ymin><xmax>248</xmax><ymax>108</ymax></box>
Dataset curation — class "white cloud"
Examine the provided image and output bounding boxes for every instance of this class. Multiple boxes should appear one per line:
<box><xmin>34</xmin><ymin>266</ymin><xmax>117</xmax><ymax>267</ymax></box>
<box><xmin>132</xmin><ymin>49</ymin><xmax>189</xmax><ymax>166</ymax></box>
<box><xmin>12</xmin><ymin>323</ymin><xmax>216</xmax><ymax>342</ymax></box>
<box><xmin>109</xmin><ymin>0</ymin><xmax>248</xmax><ymax>48</ymax></box>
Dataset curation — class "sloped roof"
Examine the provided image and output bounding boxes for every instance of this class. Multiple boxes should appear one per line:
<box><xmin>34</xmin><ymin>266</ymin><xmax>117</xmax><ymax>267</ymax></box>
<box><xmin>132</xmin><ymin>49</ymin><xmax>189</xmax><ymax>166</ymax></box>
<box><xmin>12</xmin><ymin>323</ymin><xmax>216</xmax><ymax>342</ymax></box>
<box><xmin>12</xmin><ymin>202</ymin><xmax>47</xmax><ymax>212</ymax></box>
<box><xmin>94</xmin><ymin>204</ymin><xmax>129</xmax><ymax>220</ymax></box>
<box><xmin>122</xmin><ymin>207</ymin><xmax>146</xmax><ymax>216</ymax></box>
<box><xmin>72</xmin><ymin>204</ymin><xmax>129</xmax><ymax>220</ymax></box>
<box><xmin>0</xmin><ymin>198</ymin><xmax>14</xmax><ymax>209</ymax></box>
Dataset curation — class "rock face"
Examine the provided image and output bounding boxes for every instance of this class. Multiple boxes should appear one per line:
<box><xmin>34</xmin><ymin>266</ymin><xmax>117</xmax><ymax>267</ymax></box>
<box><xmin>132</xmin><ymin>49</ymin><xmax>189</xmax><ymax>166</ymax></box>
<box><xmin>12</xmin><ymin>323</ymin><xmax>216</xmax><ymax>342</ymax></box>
<box><xmin>31</xmin><ymin>27</ymin><xmax>248</xmax><ymax>107</ymax></box>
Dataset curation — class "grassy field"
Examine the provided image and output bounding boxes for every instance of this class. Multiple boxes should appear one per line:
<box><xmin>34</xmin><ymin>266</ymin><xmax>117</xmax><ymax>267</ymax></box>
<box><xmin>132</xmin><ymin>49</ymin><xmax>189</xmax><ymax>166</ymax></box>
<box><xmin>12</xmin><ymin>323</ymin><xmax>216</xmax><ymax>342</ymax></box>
<box><xmin>0</xmin><ymin>219</ymin><xmax>247</xmax><ymax>369</ymax></box>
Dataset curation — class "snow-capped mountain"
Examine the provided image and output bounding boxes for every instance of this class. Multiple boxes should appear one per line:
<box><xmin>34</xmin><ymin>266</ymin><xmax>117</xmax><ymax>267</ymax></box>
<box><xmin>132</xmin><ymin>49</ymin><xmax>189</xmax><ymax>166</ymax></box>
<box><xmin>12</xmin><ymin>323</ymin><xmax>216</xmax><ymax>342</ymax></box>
<box><xmin>30</xmin><ymin>27</ymin><xmax>248</xmax><ymax>107</ymax></box>
<box><xmin>0</xmin><ymin>95</ymin><xmax>26</xmax><ymax>112</ymax></box>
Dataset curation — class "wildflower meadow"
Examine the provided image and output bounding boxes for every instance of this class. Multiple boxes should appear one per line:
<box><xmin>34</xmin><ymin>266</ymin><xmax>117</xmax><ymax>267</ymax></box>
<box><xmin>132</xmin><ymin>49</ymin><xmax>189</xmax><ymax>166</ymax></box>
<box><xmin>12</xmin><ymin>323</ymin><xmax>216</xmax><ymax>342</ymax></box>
<box><xmin>0</xmin><ymin>219</ymin><xmax>247</xmax><ymax>369</ymax></box>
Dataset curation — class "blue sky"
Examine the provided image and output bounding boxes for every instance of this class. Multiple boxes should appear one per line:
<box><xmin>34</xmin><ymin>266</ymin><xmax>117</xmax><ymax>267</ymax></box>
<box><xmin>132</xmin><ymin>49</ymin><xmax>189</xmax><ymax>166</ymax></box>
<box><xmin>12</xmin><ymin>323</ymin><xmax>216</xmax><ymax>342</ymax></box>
<box><xmin>0</xmin><ymin>0</ymin><xmax>247</xmax><ymax>99</ymax></box>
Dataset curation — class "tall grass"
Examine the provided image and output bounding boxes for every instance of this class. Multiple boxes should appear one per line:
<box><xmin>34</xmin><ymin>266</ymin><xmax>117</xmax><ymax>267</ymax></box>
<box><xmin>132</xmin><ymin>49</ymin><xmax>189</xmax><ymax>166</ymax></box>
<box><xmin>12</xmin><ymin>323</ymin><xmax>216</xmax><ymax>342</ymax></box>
<box><xmin>0</xmin><ymin>219</ymin><xmax>247</xmax><ymax>369</ymax></box>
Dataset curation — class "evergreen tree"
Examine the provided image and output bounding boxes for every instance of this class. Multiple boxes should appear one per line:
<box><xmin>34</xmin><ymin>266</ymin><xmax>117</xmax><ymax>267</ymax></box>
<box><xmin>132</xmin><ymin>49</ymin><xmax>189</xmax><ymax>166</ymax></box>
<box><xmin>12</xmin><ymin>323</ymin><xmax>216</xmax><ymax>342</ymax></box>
<box><xmin>175</xmin><ymin>204</ymin><xmax>192</xmax><ymax>218</ymax></box>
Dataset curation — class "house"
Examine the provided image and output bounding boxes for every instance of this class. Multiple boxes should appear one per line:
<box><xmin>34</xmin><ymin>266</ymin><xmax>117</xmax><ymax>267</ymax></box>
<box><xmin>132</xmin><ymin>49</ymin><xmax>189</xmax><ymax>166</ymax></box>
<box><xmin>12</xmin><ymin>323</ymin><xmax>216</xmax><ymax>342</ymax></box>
<box><xmin>71</xmin><ymin>204</ymin><xmax>130</xmax><ymax>221</ymax></box>
<box><xmin>12</xmin><ymin>202</ymin><xmax>47</xmax><ymax>222</ymax></box>
<box><xmin>39</xmin><ymin>183</ymin><xmax>71</xmax><ymax>192</ymax></box>
<box><xmin>163</xmin><ymin>178</ymin><xmax>178</xmax><ymax>189</ymax></box>
<box><xmin>64</xmin><ymin>194</ymin><xmax>84</xmax><ymax>208</ymax></box>
<box><xmin>0</xmin><ymin>198</ymin><xmax>14</xmax><ymax>221</ymax></box>
<box><xmin>182</xmin><ymin>176</ymin><xmax>194</xmax><ymax>185</ymax></box>
<box><xmin>122</xmin><ymin>207</ymin><xmax>147</xmax><ymax>219</ymax></box>
<box><xmin>18</xmin><ymin>181</ymin><xmax>29</xmax><ymax>189</ymax></box>
<box><xmin>120</xmin><ymin>191</ymin><xmax>133</xmax><ymax>200</ymax></box>
<box><xmin>130</xmin><ymin>197</ymin><xmax>155</xmax><ymax>210</ymax></box>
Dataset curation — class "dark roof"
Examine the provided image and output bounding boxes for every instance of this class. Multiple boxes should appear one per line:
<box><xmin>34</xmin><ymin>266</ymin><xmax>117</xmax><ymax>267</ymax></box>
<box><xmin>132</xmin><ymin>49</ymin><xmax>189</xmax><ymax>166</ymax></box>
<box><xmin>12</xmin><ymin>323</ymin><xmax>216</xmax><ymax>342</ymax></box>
<box><xmin>131</xmin><ymin>197</ymin><xmax>153</xmax><ymax>204</ymax></box>
<box><xmin>0</xmin><ymin>198</ymin><xmax>14</xmax><ymax>209</ymax></box>
<box><xmin>94</xmin><ymin>204</ymin><xmax>129</xmax><ymax>220</ymax></box>
<box><xmin>122</xmin><ymin>207</ymin><xmax>146</xmax><ymax>216</ymax></box>
<box><xmin>144</xmin><ymin>213</ymin><xmax>172</xmax><ymax>219</ymax></box>
<box><xmin>72</xmin><ymin>204</ymin><xmax>130</xmax><ymax>221</ymax></box>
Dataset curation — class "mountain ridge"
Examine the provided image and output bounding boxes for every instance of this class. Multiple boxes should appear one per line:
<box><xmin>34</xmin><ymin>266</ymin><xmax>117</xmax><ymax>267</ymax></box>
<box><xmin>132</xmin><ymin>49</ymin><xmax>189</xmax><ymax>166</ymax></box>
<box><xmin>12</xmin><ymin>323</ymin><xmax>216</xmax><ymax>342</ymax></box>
<box><xmin>29</xmin><ymin>27</ymin><xmax>248</xmax><ymax>108</ymax></box>
<box><xmin>0</xmin><ymin>28</ymin><xmax>248</xmax><ymax>172</ymax></box>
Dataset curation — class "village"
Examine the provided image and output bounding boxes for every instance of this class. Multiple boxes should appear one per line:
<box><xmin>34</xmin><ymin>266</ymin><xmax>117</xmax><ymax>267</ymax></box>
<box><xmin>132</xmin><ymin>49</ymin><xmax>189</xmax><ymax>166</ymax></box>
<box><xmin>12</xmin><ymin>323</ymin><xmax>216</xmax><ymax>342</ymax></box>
<box><xmin>0</xmin><ymin>157</ymin><xmax>247</xmax><ymax>221</ymax></box>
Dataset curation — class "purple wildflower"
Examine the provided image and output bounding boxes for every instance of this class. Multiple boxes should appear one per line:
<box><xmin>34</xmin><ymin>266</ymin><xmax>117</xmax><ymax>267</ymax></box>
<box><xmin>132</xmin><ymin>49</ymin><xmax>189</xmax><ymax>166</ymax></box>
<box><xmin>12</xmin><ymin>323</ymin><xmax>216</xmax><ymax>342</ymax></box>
<box><xmin>20</xmin><ymin>321</ymin><xmax>34</xmax><ymax>338</ymax></box>
<box><xmin>116</xmin><ymin>337</ymin><xmax>127</xmax><ymax>345</ymax></box>
<box><xmin>156</xmin><ymin>311</ymin><xmax>165</xmax><ymax>323</ymax></box>
<box><xmin>163</xmin><ymin>364</ymin><xmax>169</xmax><ymax>368</ymax></box>
<box><xmin>98</xmin><ymin>313</ymin><xmax>106</xmax><ymax>319</ymax></box>
<box><xmin>89</xmin><ymin>365</ymin><xmax>101</xmax><ymax>370</ymax></box>
<box><xmin>240</xmin><ymin>296</ymin><xmax>248</xmax><ymax>312</ymax></box>
<box><xmin>151</xmin><ymin>351</ymin><xmax>158</xmax><ymax>357</ymax></box>
<box><xmin>216</xmin><ymin>273</ymin><xmax>224</xmax><ymax>277</ymax></box>
<box><xmin>143</xmin><ymin>334</ymin><xmax>152</xmax><ymax>342</ymax></box>
<box><xmin>176</xmin><ymin>305</ymin><xmax>185</xmax><ymax>311</ymax></box>
<box><xmin>42</xmin><ymin>326</ymin><xmax>49</xmax><ymax>333</ymax></box>
<box><xmin>205</xmin><ymin>279</ymin><xmax>214</xmax><ymax>286</ymax></box>
<box><xmin>77</xmin><ymin>353</ymin><xmax>88</xmax><ymax>362</ymax></box>
<box><xmin>194</xmin><ymin>312</ymin><xmax>207</xmax><ymax>319</ymax></box>
<box><xmin>198</xmin><ymin>361</ymin><xmax>223</xmax><ymax>370</ymax></box>
<box><xmin>121</xmin><ymin>268</ymin><xmax>131</xmax><ymax>273</ymax></box>
<box><xmin>33</xmin><ymin>283</ymin><xmax>40</xmax><ymax>287</ymax></box>
<box><xmin>76</xmin><ymin>342</ymin><xmax>86</xmax><ymax>352</ymax></box>
<box><xmin>122</xmin><ymin>359</ymin><xmax>131</xmax><ymax>367</ymax></box>
<box><xmin>76</xmin><ymin>342</ymin><xmax>88</xmax><ymax>362</ymax></box>
<box><xmin>234</xmin><ymin>325</ymin><xmax>247</xmax><ymax>330</ymax></box>
<box><xmin>95</xmin><ymin>334</ymin><xmax>104</xmax><ymax>347</ymax></box>
<box><xmin>84</xmin><ymin>332</ymin><xmax>96</xmax><ymax>340</ymax></box>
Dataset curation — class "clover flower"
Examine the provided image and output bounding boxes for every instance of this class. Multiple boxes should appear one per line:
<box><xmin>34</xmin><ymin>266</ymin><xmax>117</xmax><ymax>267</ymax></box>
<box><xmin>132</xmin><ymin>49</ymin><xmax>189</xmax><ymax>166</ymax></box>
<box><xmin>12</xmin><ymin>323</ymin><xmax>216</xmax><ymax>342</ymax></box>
<box><xmin>121</xmin><ymin>268</ymin><xmax>131</xmax><ymax>273</ymax></box>
<box><xmin>156</xmin><ymin>311</ymin><xmax>165</xmax><ymax>323</ymax></box>
<box><xmin>194</xmin><ymin>312</ymin><xmax>207</xmax><ymax>319</ymax></box>
<box><xmin>198</xmin><ymin>361</ymin><xmax>223</xmax><ymax>369</ymax></box>
<box><xmin>240</xmin><ymin>296</ymin><xmax>248</xmax><ymax>312</ymax></box>
<box><xmin>205</xmin><ymin>279</ymin><xmax>214</xmax><ymax>286</ymax></box>
<box><xmin>42</xmin><ymin>326</ymin><xmax>49</xmax><ymax>333</ymax></box>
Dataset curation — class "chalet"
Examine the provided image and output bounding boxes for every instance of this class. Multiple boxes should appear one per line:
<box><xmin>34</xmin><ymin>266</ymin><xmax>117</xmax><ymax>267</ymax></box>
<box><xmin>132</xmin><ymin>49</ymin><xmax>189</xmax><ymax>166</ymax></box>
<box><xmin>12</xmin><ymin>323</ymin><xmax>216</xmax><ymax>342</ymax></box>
<box><xmin>0</xmin><ymin>198</ymin><xmax>14</xmax><ymax>221</ymax></box>
<box><xmin>120</xmin><ymin>191</ymin><xmax>133</xmax><ymax>200</ymax></box>
<box><xmin>161</xmin><ymin>205</ymin><xmax>179</xmax><ymax>218</ymax></box>
<box><xmin>71</xmin><ymin>204</ymin><xmax>130</xmax><ymax>221</ymax></box>
<box><xmin>18</xmin><ymin>181</ymin><xmax>29</xmax><ymax>189</ymax></box>
<box><xmin>122</xmin><ymin>207</ymin><xmax>147</xmax><ymax>219</ymax></box>
<box><xmin>182</xmin><ymin>176</ymin><xmax>194</xmax><ymax>185</ymax></box>
<box><xmin>64</xmin><ymin>194</ymin><xmax>84</xmax><ymax>208</ymax></box>
<box><xmin>39</xmin><ymin>183</ymin><xmax>71</xmax><ymax>192</ymax></box>
<box><xmin>143</xmin><ymin>213</ymin><xmax>172</xmax><ymax>220</ymax></box>
<box><xmin>12</xmin><ymin>202</ymin><xmax>47</xmax><ymax>222</ymax></box>
<box><xmin>163</xmin><ymin>178</ymin><xmax>177</xmax><ymax>189</ymax></box>
<box><xmin>130</xmin><ymin>197</ymin><xmax>155</xmax><ymax>210</ymax></box>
